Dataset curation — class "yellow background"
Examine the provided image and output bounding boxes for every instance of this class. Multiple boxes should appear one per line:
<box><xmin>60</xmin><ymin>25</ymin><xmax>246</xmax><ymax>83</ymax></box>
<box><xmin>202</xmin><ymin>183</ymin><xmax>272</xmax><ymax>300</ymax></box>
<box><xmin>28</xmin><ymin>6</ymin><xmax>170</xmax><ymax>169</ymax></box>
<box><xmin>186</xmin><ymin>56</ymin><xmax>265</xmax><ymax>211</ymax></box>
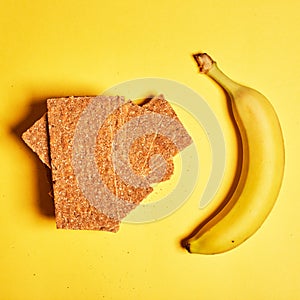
<box><xmin>1</xmin><ymin>0</ymin><xmax>299</xmax><ymax>299</ymax></box>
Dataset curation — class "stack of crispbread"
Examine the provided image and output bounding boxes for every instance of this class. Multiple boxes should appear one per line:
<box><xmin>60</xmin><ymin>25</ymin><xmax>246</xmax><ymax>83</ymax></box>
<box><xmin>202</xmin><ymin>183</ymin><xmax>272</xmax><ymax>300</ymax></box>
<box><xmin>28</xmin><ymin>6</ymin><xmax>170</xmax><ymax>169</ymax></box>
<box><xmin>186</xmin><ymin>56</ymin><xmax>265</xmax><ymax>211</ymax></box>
<box><xmin>22</xmin><ymin>95</ymin><xmax>192</xmax><ymax>232</ymax></box>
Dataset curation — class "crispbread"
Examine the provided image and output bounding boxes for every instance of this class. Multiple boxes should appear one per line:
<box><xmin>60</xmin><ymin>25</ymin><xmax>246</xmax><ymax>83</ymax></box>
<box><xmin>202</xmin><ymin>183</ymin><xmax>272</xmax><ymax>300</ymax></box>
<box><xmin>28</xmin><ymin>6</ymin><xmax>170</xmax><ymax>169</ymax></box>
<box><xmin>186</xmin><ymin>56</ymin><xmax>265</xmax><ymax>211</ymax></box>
<box><xmin>22</xmin><ymin>113</ymin><xmax>51</xmax><ymax>168</ymax></box>
<box><xmin>22</xmin><ymin>95</ymin><xmax>192</xmax><ymax>232</ymax></box>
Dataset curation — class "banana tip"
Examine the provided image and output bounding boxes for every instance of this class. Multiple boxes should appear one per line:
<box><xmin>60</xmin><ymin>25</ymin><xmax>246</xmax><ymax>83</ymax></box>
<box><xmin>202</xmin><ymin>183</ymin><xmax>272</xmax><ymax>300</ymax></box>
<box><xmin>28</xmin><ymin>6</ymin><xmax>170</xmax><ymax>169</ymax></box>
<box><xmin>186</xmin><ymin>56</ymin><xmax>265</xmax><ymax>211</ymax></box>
<box><xmin>192</xmin><ymin>53</ymin><xmax>214</xmax><ymax>73</ymax></box>
<box><xmin>184</xmin><ymin>242</ymin><xmax>191</xmax><ymax>253</ymax></box>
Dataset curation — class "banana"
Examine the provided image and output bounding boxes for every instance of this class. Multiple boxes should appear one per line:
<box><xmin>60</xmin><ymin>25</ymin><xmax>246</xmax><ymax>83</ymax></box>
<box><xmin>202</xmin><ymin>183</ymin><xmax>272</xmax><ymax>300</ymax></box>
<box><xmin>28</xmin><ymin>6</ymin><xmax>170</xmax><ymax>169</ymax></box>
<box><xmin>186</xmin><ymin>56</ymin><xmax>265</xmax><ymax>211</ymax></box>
<box><xmin>184</xmin><ymin>53</ymin><xmax>285</xmax><ymax>254</ymax></box>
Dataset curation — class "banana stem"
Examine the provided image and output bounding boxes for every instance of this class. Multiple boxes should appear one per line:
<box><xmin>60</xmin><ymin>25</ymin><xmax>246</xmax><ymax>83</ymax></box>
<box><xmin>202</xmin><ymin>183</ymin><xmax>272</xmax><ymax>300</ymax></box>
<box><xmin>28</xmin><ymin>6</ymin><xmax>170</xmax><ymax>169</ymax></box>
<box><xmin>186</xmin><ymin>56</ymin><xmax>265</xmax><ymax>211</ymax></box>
<box><xmin>193</xmin><ymin>53</ymin><xmax>240</xmax><ymax>94</ymax></box>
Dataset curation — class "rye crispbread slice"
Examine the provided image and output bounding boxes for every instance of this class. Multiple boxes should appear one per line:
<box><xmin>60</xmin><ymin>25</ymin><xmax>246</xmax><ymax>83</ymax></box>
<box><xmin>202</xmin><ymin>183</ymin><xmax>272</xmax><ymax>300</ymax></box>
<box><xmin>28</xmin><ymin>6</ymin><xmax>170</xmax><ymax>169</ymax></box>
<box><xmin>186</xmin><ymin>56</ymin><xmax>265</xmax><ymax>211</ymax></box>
<box><xmin>22</xmin><ymin>113</ymin><xmax>51</xmax><ymax>168</ymax></box>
